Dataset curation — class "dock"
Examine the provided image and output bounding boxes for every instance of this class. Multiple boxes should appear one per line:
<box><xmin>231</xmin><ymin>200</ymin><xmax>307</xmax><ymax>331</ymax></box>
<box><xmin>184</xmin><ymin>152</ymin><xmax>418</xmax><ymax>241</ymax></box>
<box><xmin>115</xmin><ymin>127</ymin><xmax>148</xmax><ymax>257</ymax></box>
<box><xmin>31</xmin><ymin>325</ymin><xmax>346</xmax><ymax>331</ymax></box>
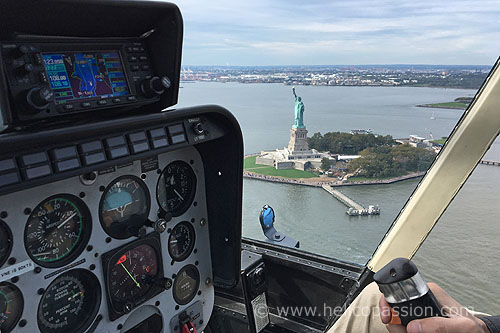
<box><xmin>480</xmin><ymin>160</ymin><xmax>500</xmax><ymax>166</ymax></box>
<box><xmin>322</xmin><ymin>185</ymin><xmax>380</xmax><ymax>216</ymax></box>
<box><xmin>322</xmin><ymin>185</ymin><xmax>364</xmax><ymax>210</ymax></box>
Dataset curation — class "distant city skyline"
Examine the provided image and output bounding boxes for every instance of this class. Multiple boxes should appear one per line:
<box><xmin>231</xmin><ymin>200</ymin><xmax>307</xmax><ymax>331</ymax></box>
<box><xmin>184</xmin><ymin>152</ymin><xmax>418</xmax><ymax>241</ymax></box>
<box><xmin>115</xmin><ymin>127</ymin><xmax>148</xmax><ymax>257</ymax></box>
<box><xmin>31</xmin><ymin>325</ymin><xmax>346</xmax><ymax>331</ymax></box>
<box><xmin>178</xmin><ymin>0</ymin><xmax>500</xmax><ymax>66</ymax></box>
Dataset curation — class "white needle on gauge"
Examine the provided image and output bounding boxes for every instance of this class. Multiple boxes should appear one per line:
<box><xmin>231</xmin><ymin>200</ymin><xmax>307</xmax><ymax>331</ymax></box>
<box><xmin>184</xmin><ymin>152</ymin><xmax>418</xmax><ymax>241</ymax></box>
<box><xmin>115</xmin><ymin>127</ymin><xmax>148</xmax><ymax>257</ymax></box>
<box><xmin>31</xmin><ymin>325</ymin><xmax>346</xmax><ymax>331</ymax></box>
<box><xmin>68</xmin><ymin>292</ymin><xmax>81</xmax><ymax>301</ymax></box>
<box><xmin>173</xmin><ymin>189</ymin><xmax>184</xmax><ymax>200</ymax></box>
<box><xmin>57</xmin><ymin>212</ymin><xmax>77</xmax><ymax>229</ymax></box>
<box><xmin>34</xmin><ymin>252</ymin><xmax>52</xmax><ymax>256</ymax></box>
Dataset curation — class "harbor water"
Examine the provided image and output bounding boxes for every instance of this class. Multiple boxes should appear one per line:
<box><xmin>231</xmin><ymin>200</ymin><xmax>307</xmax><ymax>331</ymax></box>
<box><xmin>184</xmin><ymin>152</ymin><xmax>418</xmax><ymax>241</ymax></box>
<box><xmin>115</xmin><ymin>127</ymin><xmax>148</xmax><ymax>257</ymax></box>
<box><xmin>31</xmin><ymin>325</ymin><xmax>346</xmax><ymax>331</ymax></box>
<box><xmin>177</xmin><ymin>82</ymin><xmax>500</xmax><ymax>314</ymax></box>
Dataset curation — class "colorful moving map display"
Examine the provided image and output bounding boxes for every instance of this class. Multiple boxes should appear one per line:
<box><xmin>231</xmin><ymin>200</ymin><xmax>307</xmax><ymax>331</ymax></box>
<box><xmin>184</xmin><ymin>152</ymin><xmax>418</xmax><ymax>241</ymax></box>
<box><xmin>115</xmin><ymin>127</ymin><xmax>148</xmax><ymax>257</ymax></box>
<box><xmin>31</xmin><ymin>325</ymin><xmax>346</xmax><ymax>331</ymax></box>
<box><xmin>42</xmin><ymin>52</ymin><xmax>130</xmax><ymax>104</ymax></box>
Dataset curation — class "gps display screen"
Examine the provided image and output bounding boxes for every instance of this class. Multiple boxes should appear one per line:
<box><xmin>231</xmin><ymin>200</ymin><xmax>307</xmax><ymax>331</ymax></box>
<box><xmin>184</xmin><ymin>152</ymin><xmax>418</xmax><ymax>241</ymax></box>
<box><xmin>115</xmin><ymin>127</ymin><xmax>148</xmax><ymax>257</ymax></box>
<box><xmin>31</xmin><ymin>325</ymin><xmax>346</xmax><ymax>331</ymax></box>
<box><xmin>42</xmin><ymin>51</ymin><xmax>130</xmax><ymax>104</ymax></box>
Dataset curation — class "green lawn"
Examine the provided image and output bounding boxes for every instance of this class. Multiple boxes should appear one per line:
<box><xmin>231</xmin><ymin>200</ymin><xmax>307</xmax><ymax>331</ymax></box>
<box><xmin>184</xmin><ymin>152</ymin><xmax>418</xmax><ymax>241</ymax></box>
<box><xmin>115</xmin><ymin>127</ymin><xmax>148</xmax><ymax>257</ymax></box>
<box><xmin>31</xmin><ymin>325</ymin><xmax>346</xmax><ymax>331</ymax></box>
<box><xmin>244</xmin><ymin>155</ymin><xmax>260</xmax><ymax>169</ymax></box>
<box><xmin>431</xmin><ymin>138</ymin><xmax>447</xmax><ymax>145</ymax></box>
<box><xmin>244</xmin><ymin>156</ymin><xmax>317</xmax><ymax>179</ymax></box>
<box><xmin>424</xmin><ymin>102</ymin><xmax>468</xmax><ymax>109</ymax></box>
<box><xmin>250</xmin><ymin>167</ymin><xmax>317</xmax><ymax>178</ymax></box>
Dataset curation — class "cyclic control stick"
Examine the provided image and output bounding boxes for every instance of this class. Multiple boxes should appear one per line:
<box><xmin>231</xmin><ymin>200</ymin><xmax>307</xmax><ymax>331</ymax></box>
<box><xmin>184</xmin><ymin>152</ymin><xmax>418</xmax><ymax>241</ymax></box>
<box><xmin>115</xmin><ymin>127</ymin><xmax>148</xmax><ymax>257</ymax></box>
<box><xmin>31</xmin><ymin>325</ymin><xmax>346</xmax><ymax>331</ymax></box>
<box><xmin>374</xmin><ymin>258</ymin><xmax>443</xmax><ymax>326</ymax></box>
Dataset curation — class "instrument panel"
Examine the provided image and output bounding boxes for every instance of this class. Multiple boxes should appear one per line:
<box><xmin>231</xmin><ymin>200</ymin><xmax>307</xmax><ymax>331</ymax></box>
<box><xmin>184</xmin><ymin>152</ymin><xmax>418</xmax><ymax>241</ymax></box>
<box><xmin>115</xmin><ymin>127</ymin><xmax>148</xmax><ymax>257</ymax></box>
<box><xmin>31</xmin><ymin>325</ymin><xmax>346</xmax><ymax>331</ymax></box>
<box><xmin>0</xmin><ymin>146</ymin><xmax>214</xmax><ymax>333</ymax></box>
<box><xmin>0</xmin><ymin>2</ymin><xmax>242</xmax><ymax>331</ymax></box>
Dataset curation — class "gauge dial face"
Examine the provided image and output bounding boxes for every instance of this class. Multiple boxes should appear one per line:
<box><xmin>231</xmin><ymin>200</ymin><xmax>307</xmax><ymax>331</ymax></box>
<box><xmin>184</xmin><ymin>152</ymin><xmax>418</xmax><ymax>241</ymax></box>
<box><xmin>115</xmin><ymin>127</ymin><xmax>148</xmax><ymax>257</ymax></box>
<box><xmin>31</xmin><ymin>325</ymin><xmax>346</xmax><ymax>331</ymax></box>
<box><xmin>168</xmin><ymin>222</ymin><xmax>195</xmax><ymax>262</ymax></box>
<box><xmin>0</xmin><ymin>221</ymin><xmax>13</xmax><ymax>267</ymax></box>
<box><xmin>157</xmin><ymin>161</ymin><xmax>196</xmax><ymax>217</ymax></box>
<box><xmin>24</xmin><ymin>194</ymin><xmax>91</xmax><ymax>267</ymax></box>
<box><xmin>0</xmin><ymin>283</ymin><xmax>23</xmax><ymax>333</ymax></box>
<box><xmin>37</xmin><ymin>269</ymin><xmax>100</xmax><ymax>333</ymax></box>
<box><xmin>173</xmin><ymin>265</ymin><xmax>200</xmax><ymax>305</ymax></box>
<box><xmin>100</xmin><ymin>176</ymin><xmax>150</xmax><ymax>239</ymax></box>
<box><xmin>108</xmin><ymin>244</ymin><xmax>159</xmax><ymax>306</ymax></box>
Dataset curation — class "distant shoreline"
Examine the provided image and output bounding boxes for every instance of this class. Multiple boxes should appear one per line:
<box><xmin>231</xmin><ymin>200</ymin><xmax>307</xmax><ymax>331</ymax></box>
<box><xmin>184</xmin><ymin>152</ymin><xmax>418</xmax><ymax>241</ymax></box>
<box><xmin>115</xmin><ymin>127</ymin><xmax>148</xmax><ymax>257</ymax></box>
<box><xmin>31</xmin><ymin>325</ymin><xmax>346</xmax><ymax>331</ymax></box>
<box><xmin>181</xmin><ymin>80</ymin><xmax>477</xmax><ymax>90</ymax></box>
<box><xmin>416</xmin><ymin>103</ymin><xmax>466</xmax><ymax>110</ymax></box>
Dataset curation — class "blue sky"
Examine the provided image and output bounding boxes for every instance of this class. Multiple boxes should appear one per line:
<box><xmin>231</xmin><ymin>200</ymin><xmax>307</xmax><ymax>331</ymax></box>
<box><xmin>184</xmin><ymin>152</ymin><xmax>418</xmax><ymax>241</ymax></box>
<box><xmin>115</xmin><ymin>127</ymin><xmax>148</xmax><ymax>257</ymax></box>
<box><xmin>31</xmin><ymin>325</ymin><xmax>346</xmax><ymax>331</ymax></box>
<box><xmin>177</xmin><ymin>0</ymin><xmax>500</xmax><ymax>66</ymax></box>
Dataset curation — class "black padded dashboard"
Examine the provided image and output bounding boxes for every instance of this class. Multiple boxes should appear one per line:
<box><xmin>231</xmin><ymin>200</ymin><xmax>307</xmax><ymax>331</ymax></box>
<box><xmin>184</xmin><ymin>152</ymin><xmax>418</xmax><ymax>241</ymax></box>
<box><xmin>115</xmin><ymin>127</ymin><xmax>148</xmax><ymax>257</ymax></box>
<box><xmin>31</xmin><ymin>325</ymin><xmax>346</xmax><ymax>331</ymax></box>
<box><xmin>0</xmin><ymin>105</ymin><xmax>244</xmax><ymax>333</ymax></box>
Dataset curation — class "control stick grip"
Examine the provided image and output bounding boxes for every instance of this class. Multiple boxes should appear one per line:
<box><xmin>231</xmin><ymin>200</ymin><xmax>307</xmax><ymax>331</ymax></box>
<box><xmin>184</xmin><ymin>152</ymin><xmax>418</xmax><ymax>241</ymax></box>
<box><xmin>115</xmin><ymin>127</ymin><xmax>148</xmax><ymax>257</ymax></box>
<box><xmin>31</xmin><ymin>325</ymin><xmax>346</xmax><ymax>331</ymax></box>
<box><xmin>374</xmin><ymin>258</ymin><xmax>443</xmax><ymax>326</ymax></box>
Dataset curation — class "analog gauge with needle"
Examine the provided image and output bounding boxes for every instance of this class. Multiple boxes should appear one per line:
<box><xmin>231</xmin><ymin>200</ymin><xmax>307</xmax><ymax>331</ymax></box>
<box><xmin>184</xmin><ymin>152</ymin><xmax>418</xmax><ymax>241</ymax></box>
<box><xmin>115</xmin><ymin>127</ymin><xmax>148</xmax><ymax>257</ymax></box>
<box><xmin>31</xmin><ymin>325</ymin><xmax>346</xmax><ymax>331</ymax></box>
<box><xmin>24</xmin><ymin>194</ymin><xmax>92</xmax><ymax>268</ymax></box>
<box><xmin>168</xmin><ymin>221</ymin><xmax>195</xmax><ymax>262</ymax></box>
<box><xmin>156</xmin><ymin>161</ymin><xmax>196</xmax><ymax>217</ymax></box>
<box><xmin>0</xmin><ymin>283</ymin><xmax>23</xmax><ymax>333</ymax></box>
<box><xmin>107</xmin><ymin>244</ymin><xmax>159</xmax><ymax>309</ymax></box>
<box><xmin>102</xmin><ymin>234</ymin><xmax>164</xmax><ymax>320</ymax></box>
<box><xmin>37</xmin><ymin>269</ymin><xmax>101</xmax><ymax>333</ymax></box>
<box><xmin>0</xmin><ymin>220</ymin><xmax>13</xmax><ymax>268</ymax></box>
<box><xmin>99</xmin><ymin>176</ymin><xmax>150</xmax><ymax>239</ymax></box>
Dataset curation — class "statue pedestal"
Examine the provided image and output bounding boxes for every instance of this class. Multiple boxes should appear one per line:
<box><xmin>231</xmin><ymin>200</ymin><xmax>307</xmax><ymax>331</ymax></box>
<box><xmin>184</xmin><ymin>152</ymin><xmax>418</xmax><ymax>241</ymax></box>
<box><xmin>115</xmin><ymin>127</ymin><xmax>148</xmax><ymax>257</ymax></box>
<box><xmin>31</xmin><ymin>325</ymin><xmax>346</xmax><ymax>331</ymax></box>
<box><xmin>287</xmin><ymin>127</ymin><xmax>310</xmax><ymax>154</ymax></box>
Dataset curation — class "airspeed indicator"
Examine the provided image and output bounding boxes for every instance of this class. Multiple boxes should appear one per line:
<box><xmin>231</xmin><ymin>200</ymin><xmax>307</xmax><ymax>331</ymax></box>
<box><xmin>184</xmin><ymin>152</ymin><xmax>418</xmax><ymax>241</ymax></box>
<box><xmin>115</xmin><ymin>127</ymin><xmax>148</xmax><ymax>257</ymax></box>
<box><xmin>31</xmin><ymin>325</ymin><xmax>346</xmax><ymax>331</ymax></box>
<box><xmin>24</xmin><ymin>194</ymin><xmax>91</xmax><ymax>268</ymax></box>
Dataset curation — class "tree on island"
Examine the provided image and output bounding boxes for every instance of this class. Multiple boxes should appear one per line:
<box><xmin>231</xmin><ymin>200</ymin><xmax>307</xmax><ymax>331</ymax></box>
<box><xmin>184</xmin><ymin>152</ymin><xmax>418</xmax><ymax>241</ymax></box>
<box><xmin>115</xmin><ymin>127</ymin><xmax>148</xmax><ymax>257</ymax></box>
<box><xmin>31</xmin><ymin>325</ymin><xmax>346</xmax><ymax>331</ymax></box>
<box><xmin>348</xmin><ymin>144</ymin><xmax>435</xmax><ymax>178</ymax></box>
<box><xmin>321</xmin><ymin>157</ymin><xmax>333</xmax><ymax>172</ymax></box>
<box><xmin>308</xmin><ymin>132</ymin><xmax>394</xmax><ymax>155</ymax></box>
<box><xmin>308</xmin><ymin>131</ymin><xmax>436</xmax><ymax>179</ymax></box>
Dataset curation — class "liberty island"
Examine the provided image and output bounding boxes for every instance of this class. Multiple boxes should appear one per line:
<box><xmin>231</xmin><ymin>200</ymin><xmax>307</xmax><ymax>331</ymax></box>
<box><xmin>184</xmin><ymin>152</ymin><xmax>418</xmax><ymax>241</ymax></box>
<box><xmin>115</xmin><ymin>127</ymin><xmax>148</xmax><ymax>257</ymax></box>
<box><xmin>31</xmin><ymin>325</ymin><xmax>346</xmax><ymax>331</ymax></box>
<box><xmin>244</xmin><ymin>87</ymin><xmax>427</xmax><ymax>185</ymax></box>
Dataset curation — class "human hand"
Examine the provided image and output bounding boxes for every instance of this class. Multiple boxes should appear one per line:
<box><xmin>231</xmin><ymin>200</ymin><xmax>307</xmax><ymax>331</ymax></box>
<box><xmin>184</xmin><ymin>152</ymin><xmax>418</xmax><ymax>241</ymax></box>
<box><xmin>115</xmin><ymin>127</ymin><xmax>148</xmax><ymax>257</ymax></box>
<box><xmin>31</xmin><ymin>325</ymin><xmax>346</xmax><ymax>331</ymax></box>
<box><xmin>379</xmin><ymin>283</ymin><xmax>490</xmax><ymax>333</ymax></box>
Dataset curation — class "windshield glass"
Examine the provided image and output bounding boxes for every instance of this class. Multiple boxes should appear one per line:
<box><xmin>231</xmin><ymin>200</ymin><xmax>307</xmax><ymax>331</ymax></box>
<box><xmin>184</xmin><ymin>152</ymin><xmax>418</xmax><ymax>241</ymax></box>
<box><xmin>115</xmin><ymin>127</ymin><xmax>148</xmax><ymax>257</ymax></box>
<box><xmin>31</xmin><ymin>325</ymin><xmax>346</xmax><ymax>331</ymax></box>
<box><xmin>175</xmin><ymin>2</ymin><xmax>498</xmax><ymax>266</ymax></box>
<box><xmin>413</xmin><ymin>139</ymin><xmax>500</xmax><ymax>315</ymax></box>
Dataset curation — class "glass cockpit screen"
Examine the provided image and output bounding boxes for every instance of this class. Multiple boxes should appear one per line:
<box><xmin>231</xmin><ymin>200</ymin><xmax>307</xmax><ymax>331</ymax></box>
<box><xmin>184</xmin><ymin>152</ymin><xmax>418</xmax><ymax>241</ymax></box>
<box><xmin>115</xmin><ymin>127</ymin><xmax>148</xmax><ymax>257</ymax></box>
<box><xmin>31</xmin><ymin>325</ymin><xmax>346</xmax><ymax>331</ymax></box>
<box><xmin>42</xmin><ymin>52</ymin><xmax>130</xmax><ymax>104</ymax></box>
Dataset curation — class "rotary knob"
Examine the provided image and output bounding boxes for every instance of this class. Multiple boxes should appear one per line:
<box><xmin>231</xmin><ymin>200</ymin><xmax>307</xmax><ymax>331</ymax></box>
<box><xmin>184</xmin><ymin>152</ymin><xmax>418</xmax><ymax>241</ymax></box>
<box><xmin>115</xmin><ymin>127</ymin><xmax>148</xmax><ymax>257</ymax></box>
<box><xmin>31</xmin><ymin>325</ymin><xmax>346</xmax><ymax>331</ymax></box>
<box><xmin>18</xmin><ymin>45</ymin><xmax>30</xmax><ymax>55</ymax></box>
<box><xmin>140</xmin><ymin>76</ymin><xmax>171</xmax><ymax>98</ymax></box>
<box><xmin>26</xmin><ymin>87</ymin><xmax>54</xmax><ymax>111</ymax></box>
<box><xmin>12</xmin><ymin>45</ymin><xmax>31</xmax><ymax>59</ymax></box>
<box><xmin>192</xmin><ymin>122</ymin><xmax>205</xmax><ymax>135</ymax></box>
<box><xmin>17</xmin><ymin>63</ymin><xmax>34</xmax><ymax>75</ymax></box>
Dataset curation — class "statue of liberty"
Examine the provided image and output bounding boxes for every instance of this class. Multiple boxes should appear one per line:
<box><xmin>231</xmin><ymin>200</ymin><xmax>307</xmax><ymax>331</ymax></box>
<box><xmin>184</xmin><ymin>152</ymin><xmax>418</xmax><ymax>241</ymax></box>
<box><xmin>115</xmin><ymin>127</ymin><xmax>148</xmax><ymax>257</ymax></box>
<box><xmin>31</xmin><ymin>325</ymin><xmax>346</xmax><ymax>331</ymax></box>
<box><xmin>292</xmin><ymin>86</ymin><xmax>305</xmax><ymax>128</ymax></box>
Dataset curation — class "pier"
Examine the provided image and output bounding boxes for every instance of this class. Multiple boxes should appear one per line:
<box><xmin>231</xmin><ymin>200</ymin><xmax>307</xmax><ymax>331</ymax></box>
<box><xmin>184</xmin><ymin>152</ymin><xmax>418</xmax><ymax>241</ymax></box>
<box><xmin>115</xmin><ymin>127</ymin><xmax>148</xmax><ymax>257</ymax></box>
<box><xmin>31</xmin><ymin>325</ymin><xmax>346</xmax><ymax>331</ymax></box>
<box><xmin>480</xmin><ymin>160</ymin><xmax>500</xmax><ymax>166</ymax></box>
<box><xmin>322</xmin><ymin>185</ymin><xmax>380</xmax><ymax>216</ymax></box>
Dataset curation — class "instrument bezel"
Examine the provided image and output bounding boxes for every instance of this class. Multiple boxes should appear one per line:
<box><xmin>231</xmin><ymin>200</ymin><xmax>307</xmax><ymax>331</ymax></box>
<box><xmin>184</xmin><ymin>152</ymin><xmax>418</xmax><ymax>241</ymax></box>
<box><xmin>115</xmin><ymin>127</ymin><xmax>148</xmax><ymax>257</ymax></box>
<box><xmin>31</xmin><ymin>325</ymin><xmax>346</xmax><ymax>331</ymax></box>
<box><xmin>36</xmin><ymin>268</ymin><xmax>101</xmax><ymax>333</ymax></box>
<box><xmin>23</xmin><ymin>193</ymin><xmax>92</xmax><ymax>268</ymax></box>
<box><xmin>101</xmin><ymin>232</ymin><xmax>165</xmax><ymax>321</ymax></box>
<box><xmin>0</xmin><ymin>220</ymin><xmax>13</xmax><ymax>268</ymax></box>
<box><xmin>98</xmin><ymin>174</ymin><xmax>151</xmax><ymax>240</ymax></box>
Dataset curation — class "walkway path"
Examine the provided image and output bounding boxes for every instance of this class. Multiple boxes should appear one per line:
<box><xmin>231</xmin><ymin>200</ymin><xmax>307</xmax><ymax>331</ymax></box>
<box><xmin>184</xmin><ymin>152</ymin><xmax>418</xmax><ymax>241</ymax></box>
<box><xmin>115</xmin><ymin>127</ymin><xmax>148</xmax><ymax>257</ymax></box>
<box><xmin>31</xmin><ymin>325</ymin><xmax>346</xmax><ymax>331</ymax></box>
<box><xmin>322</xmin><ymin>185</ymin><xmax>364</xmax><ymax>210</ymax></box>
<box><xmin>243</xmin><ymin>170</ymin><xmax>426</xmax><ymax>187</ymax></box>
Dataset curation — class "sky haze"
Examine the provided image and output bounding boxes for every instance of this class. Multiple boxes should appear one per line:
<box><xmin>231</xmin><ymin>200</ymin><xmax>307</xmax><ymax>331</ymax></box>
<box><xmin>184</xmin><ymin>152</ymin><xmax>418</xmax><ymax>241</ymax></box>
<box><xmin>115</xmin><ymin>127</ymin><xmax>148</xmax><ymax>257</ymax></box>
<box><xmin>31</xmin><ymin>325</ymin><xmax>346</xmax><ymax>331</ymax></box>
<box><xmin>178</xmin><ymin>0</ymin><xmax>500</xmax><ymax>66</ymax></box>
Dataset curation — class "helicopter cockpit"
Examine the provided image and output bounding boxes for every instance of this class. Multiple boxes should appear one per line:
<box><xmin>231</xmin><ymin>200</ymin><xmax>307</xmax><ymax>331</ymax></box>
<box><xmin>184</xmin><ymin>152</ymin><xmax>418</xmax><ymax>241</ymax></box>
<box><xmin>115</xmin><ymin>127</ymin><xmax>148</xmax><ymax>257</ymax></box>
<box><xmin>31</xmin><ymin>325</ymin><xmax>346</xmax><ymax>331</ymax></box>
<box><xmin>1</xmin><ymin>1</ymin><xmax>499</xmax><ymax>333</ymax></box>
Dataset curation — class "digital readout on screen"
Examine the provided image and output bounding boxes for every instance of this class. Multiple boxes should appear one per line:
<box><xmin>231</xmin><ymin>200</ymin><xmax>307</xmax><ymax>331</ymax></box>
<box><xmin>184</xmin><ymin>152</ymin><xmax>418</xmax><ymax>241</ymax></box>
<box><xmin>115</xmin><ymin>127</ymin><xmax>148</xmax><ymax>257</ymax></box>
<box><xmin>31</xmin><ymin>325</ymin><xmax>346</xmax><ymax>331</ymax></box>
<box><xmin>42</xmin><ymin>52</ymin><xmax>130</xmax><ymax>104</ymax></box>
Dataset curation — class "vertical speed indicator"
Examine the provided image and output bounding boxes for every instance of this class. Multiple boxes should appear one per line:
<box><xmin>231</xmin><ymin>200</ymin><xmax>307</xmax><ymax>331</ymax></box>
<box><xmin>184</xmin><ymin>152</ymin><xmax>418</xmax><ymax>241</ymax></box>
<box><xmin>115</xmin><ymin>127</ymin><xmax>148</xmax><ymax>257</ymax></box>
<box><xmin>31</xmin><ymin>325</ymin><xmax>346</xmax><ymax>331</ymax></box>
<box><xmin>157</xmin><ymin>161</ymin><xmax>196</xmax><ymax>217</ymax></box>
